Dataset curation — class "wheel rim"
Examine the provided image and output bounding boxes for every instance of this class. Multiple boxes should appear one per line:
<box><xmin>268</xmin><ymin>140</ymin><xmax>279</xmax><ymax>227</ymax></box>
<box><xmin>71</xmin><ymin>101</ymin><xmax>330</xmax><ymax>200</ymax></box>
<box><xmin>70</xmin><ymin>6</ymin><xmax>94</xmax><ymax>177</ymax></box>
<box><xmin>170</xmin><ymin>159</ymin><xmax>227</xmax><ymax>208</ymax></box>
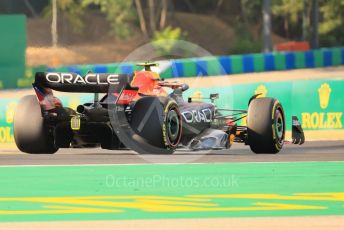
<box><xmin>275</xmin><ymin>109</ymin><xmax>284</xmax><ymax>144</ymax></box>
<box><xmin>167</xmin><ymin>109</ymin><xmax>180</xmax><ymax>143</ymax></box>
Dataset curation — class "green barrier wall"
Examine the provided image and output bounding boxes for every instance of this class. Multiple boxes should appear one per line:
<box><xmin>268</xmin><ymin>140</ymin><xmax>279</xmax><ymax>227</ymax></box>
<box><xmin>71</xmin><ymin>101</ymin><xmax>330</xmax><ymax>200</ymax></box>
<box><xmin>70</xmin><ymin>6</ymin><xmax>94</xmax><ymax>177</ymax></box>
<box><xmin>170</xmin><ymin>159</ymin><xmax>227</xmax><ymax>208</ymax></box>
<box><xmin>0</xmin><ymin>15</ymin><xmax>26</xmax><ymax>89</ymax></box>
<box><xmin>1</xmin><ymin>77</ymin><xmax>343</xmax><ymax>146</ymax></box>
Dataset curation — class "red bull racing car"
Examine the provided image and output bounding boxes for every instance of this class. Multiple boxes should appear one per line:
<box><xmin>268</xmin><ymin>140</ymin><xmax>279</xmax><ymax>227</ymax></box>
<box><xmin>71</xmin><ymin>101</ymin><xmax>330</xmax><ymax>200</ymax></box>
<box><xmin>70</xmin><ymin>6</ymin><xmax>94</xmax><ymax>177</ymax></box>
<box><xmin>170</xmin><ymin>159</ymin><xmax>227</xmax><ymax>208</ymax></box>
<box><xmin>13</xmin><ymin>63</ymin><xmax>305</xmax><ymax>154</ymax></box>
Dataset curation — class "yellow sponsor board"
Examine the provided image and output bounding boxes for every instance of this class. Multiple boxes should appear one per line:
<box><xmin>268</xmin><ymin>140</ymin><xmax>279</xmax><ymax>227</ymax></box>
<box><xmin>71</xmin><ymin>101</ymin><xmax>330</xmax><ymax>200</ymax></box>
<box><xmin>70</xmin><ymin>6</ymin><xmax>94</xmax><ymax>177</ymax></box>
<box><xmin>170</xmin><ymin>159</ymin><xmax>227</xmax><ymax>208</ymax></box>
<box><xmin>68</xmin><ymin>96</ymin><xmax>81</xmax><ymax>110</ymax></box>
<box><xmin>301</xmin><ymin>83</ymin><xmax>343</xmax><ymax>130</ymax></box>
<box><xmin>191</xmin><ymin>91</ymin><xmax>203</xmax><ymax>102</ymax></box>
<box><xmin>0</xmin><ymin>127</ymin><xmax>14</xmax><ymax>143</ymax></box>
<box><xmin>301</xmin><ymin>112</ymin><xmax>343</xmax><ymax>129</ymax></box>
<box><xmin>254</xmin><ymin>84</ymin><xmax>268</xmax><ymax>97</ymax></box>
<box><xmin>0</xmin><ymin>101</ymin><xmax>16</xmax><ymax>144</ymax></box>
<box><xmin>318</xmin><ymin>83</ymin><xmax>331</xmax><ymax>109</ymax></box>
<box><xmin>5</xmin><ymin>102</ymin><xmax>17</xmax><ymax>124</ymax></box>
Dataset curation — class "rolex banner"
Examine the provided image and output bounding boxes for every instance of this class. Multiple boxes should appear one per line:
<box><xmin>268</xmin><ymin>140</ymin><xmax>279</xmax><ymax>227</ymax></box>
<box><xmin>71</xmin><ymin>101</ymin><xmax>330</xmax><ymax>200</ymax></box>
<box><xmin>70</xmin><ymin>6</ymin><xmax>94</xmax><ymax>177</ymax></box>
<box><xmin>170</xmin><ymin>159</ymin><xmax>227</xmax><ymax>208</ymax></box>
<box><xmin>293</xmin><ymin>81</ymin><xmax>342</xmax><ymax>130</ymax></box>
<box><xmin>0</xmin><ymin>79</ymin><xmax>343</xmax><ymax>147</ymax></box>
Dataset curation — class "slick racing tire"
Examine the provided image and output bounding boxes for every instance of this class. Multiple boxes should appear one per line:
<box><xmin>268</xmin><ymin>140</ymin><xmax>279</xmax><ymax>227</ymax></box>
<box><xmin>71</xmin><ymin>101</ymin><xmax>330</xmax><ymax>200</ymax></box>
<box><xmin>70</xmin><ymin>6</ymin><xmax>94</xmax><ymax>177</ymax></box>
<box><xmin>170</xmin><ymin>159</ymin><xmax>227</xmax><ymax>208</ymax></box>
<box><xmin>247</xmin><ymin>97</ymin><xmax>285</xmax><ymax>154</ymax></box>
<box><xmin>13</xmin><ymin>95</ymin><xmax>58</xmax><ymax>154</ymax></box>
<box><xmin>130</xmin><ymin>96</ymin><xmax>182</xmax><ymax>154</ymax></box>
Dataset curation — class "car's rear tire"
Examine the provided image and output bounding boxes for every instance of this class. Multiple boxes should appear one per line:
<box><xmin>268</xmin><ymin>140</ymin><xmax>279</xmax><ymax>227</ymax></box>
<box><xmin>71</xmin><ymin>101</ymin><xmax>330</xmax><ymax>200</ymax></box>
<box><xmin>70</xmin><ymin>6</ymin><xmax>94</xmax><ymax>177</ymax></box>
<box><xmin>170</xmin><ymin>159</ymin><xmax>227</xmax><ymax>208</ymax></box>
<box><xmin>13</xmin><ymin>95</ymin><xmax>58</xmax><ymax>154</ymax></box>
<box><xmin>130</xmin><ymin>96</ymin><xmax>182</xmax><ymax>154</ymax></box>
<box><xmin>247</xmin><ymin>97</ymin><xmax>285</xmax><ymax>154</ymax></box>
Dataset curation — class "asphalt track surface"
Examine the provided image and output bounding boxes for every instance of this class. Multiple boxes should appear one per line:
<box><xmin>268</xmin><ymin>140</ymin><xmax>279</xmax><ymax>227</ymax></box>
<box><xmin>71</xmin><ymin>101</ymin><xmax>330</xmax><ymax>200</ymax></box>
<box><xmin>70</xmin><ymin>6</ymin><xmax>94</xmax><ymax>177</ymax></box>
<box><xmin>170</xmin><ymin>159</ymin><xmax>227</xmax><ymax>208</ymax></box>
<box><xmin>0</xmin><ymin>141</ymin><xmax>343</xmax><ymax>165</ymax></box>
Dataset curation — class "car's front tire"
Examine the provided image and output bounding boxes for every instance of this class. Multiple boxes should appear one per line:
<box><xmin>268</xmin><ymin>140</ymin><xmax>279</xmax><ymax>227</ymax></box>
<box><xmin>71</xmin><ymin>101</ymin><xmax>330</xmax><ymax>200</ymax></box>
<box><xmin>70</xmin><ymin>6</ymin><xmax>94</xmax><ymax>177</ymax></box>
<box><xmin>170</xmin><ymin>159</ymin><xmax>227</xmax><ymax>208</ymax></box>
<box><xmin>13</xmin><ymin>95</ymin><xmax>58</xmax><ymax>154</ymax></box>
<box><xmin>247</xmin><ymin>97</ymin><xmax>285</xmax><ymax>154</ymax></box>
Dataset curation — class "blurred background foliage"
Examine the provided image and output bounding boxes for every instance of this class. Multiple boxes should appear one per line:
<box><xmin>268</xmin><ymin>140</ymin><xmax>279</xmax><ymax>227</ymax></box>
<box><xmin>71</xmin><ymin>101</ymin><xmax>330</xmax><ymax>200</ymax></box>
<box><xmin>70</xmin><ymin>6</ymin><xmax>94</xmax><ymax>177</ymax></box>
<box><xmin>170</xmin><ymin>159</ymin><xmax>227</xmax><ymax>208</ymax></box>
<box><xmin>42</xmin><ymin>0</ymin><xmax>342</xmax><ymax>46</ymax></box>
<box><xmin>230</xmin><ymin>23</ymin><xmax>262</xmax><ymax>54</ymax></box>
<box><xmin>42</xmin><ymin>0</ymin><xmax>85</xmax><ymax>33</ymax></box>
<box><xmin>1</xmin><ymin>0</ymin><xmax>342</xmax><ymax>55</ymax></box>
<box><xmin>81</xmin><ymin>0</ymin><xmax>135</xmax><ymax>39</ymax></box>
<box><xmin>152</xmin><ymin>26</ymin><xmax>187</xmax><ymax>56</ymax></box>
<box><xmin>0</xmin><ymin>0</ymin><xmax>344</xmax><ymax>47</ymax></box>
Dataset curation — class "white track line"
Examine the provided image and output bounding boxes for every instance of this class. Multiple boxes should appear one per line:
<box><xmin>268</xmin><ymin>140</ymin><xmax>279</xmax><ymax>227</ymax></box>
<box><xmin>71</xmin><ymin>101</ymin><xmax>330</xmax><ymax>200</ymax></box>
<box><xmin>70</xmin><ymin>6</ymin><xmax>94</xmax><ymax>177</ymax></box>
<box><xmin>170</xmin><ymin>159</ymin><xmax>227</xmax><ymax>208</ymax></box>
<box><xmin>0</xmin><ymin>161</ymin><xmax>343</xmax><ymax>168</ymax></box>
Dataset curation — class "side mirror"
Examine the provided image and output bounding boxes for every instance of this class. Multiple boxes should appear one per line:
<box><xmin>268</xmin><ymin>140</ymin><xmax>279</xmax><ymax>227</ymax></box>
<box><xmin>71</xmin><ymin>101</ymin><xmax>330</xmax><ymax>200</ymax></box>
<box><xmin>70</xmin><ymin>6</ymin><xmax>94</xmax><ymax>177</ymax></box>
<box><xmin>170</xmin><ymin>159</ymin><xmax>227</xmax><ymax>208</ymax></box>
<box><xmin>210</xmin><ymin>93</ymin><xmax>219</xmax><ymax>100</ymax></box>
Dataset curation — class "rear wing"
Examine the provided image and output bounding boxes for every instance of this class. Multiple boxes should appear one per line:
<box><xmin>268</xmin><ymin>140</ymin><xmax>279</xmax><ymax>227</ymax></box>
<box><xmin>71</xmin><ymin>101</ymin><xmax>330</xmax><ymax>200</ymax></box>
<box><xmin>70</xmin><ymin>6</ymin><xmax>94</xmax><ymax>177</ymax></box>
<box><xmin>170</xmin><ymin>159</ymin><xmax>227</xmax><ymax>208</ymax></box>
<box><xmin>33</xmin><ymin>72</ymin><xmax>134</xmax><ymax>111</ymax></box>
<box><xmin>33</xmin><ymin>72</ymin><xmax>131</xmax><ymax>93</ymax></box>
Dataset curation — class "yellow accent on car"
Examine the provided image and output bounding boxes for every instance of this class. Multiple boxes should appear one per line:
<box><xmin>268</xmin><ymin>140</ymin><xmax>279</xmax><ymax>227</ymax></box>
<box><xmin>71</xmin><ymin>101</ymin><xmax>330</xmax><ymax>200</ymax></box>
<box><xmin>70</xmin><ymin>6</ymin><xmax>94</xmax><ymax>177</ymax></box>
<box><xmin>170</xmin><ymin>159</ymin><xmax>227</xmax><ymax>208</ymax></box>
<box><xmin>71</xmin><ymin>116</ymin><xmax>81</xmax><ymax>131</ymax></box>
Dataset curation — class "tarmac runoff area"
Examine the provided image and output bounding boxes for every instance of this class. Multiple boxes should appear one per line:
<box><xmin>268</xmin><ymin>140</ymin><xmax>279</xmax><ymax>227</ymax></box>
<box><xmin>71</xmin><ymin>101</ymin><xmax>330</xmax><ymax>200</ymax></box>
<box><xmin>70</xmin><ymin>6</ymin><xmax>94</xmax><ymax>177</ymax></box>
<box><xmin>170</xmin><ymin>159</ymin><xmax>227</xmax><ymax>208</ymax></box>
<box><xmin>0</xmin><ymin>140</ymin><xmax>343</xmax><ymax>165</ymax></box>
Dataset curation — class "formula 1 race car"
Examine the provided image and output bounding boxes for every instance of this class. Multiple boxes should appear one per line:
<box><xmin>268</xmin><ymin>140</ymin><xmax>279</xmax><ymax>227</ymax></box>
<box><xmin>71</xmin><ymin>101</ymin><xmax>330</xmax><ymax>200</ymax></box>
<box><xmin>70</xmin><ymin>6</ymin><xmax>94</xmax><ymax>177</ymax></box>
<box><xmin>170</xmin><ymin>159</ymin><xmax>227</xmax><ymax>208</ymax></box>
<box><xmin>13</xmin><ymin>62</ymin><xmax>305</xmax><ymax>154</ymax></box>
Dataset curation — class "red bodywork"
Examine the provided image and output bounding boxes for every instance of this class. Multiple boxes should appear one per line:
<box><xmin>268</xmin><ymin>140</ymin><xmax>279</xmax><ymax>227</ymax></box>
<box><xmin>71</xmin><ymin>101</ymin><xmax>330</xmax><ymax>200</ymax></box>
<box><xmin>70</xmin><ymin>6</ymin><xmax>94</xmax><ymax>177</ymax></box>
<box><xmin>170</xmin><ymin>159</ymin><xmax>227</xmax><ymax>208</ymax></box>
<box><xmin>34</xmin><ymin>86</ymin><xmax>62</xmax><ymax>110</ymax></box>
<box><xmin>115</xmin><ymin>70</ymin><xmax>169</xmax><ymax>105</ymax></box>
<box><xmin>130</xmin><ymin>71</ymin><xmax>168</xmax><ymax>97</ymax></box>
